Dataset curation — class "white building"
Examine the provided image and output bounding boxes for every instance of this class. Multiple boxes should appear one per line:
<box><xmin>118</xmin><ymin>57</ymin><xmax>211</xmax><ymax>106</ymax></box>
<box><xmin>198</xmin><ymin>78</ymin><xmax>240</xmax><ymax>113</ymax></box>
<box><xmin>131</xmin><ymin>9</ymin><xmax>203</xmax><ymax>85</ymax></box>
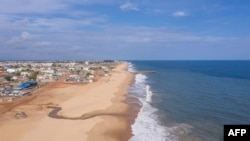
<box><xmin>6</xmin><ymin>68</ymin><xmax>17</xmax><ymax>73</ymax></box>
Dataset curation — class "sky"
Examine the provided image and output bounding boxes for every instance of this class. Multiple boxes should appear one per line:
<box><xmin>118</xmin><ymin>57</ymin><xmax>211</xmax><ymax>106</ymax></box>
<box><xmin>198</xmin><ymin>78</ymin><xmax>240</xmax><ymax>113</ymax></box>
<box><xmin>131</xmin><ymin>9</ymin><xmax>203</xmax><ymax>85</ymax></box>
<box><xmin>0</xmin><ymin>0</ymin><xmax>250</xmax><ymax>60</ymax></box>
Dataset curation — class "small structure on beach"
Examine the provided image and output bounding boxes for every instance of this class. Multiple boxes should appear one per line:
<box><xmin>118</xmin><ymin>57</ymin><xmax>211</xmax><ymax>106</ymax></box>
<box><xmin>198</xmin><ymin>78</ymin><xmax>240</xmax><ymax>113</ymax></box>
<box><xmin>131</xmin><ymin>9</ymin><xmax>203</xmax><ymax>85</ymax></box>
<box><xmin>0</xmin><ymin>97</ymin><xmax>15</xmax><ymax>103</ymax></box>
<box><xmin>15</xmin><ymin>112</ymin><xmax>27</xmax><ymax>119</ymax></box>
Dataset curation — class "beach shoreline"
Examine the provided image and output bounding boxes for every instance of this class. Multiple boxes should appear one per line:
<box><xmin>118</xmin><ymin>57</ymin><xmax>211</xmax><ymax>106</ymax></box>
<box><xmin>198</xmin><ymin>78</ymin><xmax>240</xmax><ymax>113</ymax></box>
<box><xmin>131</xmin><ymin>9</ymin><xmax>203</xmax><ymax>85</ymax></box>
<box><xmin>0</xmin><ymin>62</ymin><xmax>135</xmax><ymax>141</ymax></box>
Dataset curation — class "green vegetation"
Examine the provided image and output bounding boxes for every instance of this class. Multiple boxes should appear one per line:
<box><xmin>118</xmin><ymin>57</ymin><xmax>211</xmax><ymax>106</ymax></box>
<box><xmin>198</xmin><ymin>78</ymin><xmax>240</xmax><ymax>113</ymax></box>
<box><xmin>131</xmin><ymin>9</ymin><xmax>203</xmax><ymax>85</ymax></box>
<box><xmin>77</xmin><ymin>70</ymin><xmax>81</xmax><ymax>75</ymax></box>
<box><xmin>27</xmin><ymin>64</ymin><xmax>31</xmax><ymax>69</ymax></box>
<box><xmin>52</xmin><ymin>63</ymin><xmax>56</xmax><ymax>67</ymax></box>
<box><xmin>86</xmin><ymin>72</ymin><xmax>92</xmax><ymax>77</ymax></box>
<box><xmin>0</xmin><ymin>66</ymin><xmax>4</xmax><ymax>71</ymax></box>
<box><xmin>4</xmin><ymin>75</ymin><xmax>12</xmax><ymax>81</ymax></box>
<box><xmin>29</xmin><ymin>71</ymin><xmax>39</xmax><ymax>80</ymax></box>
<box><xmin>14</xmin><ymin>71</ymin><xmax>21</xmax><ymax>76</ymax></box>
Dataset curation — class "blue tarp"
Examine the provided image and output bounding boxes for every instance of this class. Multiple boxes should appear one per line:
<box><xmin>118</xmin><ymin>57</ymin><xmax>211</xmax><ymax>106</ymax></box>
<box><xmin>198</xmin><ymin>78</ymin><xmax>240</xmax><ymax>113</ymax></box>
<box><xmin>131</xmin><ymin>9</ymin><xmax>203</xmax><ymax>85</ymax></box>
<box><xmin>17</xmin><ymin>81</ymin><xmax>37</xmax><ymax>89</ymax></box>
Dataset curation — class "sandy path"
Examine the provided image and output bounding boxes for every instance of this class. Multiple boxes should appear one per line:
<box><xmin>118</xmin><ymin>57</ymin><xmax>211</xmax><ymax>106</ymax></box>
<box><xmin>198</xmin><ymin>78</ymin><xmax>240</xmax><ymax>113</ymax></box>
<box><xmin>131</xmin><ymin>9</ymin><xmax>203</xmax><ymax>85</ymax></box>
<box><xmin>0</xmin><ymin>62</ymin><xmax>133</xmax><ymax>141</ymax></box>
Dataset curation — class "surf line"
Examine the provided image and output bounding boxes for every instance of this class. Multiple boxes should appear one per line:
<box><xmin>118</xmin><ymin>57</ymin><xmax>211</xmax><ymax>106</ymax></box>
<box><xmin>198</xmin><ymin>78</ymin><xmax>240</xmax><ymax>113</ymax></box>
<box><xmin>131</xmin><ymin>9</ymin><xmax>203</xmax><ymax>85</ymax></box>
<box><xmin>47</xmin><ymin>106</ymin><xmax>125</xmax><ymax>120</ymax></box>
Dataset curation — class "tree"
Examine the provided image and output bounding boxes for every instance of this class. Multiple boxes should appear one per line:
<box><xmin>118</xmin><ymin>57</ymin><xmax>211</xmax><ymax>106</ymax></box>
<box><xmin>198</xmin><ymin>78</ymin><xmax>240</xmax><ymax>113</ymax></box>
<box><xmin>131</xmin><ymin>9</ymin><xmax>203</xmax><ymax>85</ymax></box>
<box><xmin>86</xmin><ymin>72</ymin><xmax>92</xmax><ymax>77</ymax></box>
<box><xmin>52</xmin><ymin>63</ymin><xmax>56</xmax><ymax>67</ymax></box>
<box><xmin>15</xmin><ymin>71</ymin><xmax>21</xmax><ymax>76</ymax></box>
<box><xmin>77</xmin><ymin>70</ymin><xmax>80</xmax><ymax>75</ymax></box>
<box><xmin>27</xmin><ymin>64</ymin><xmax>31</xmax><ymax>69</ymax></box>
<box><xmin>29</xmin><ymin>71</ymin><xmax>39</xmax><ymax>80</ymax></box>
<box><xmin>4</xmin><ymin>75</ymin><xmax>12</xmax><ymax>81</ymax></box>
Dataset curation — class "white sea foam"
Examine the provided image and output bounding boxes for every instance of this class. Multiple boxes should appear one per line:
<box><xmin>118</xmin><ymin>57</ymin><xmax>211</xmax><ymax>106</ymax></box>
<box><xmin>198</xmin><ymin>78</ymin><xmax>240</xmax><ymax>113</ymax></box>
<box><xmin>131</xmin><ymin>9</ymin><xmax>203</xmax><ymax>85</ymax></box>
<box><xmin>128</xmin><ymin>62</ymin><xmax>198</xmax><ymax>141</ymax></box>
<box><xmin>135</xmin><ymin>74</ymin><xmax>147</xmax><ymax>87</ymax></box>
<box><xmin>128</xmin><ymin>62</ymin><xmax>136</xmax><ymax>72</ymax></box>
<box><xmin>145</xmin><ymin>85</ymin><xmax>153</xmax><ymax>103</ymax></box>
<box><xmin>129</xmin><ymin>73</ymin><xmax>178</xmax><ymax>141</ymax></box>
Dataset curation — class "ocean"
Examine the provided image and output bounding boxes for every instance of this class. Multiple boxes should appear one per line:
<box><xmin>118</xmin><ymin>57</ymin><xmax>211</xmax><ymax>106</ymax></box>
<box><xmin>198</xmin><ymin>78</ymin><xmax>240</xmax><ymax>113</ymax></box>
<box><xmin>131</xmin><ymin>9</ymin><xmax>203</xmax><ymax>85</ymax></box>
<box><xmin>127</xmin><ymin>61</ymin><xmax>250</xmax><ymax>141</ymax></box>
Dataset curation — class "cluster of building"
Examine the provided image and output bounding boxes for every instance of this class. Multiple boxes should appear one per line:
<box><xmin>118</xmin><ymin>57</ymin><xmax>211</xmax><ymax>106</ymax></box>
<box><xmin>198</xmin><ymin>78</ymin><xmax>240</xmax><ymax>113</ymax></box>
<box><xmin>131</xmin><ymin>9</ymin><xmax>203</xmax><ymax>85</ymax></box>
<box><xmin>0</xmin><ymin>60</ymin><xmax>116</xmax><ymax>103</ymax></box>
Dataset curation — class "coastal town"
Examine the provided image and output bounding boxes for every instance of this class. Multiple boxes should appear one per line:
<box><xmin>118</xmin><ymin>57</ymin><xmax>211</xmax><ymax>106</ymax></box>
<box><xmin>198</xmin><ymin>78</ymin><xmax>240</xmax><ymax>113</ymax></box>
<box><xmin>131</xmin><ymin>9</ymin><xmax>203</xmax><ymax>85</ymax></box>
<box><xmin>0</xmin><ymin>61</ymin><xmax>133</xmax><ymax>141</ymax></box>
<box><xmin>0</xmin><ymin>60</ymin><xmax>116</xmax><ymax>103</ymax></box>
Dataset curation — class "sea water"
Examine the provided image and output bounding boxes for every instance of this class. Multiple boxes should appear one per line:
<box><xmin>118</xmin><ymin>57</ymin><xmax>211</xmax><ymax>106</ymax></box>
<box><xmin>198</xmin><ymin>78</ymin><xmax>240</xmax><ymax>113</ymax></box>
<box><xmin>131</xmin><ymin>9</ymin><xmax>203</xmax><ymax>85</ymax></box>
<box><xmin>128</xmin><ymin>61</ymin><xmax>250</xmax><ymax>141</ymax></box>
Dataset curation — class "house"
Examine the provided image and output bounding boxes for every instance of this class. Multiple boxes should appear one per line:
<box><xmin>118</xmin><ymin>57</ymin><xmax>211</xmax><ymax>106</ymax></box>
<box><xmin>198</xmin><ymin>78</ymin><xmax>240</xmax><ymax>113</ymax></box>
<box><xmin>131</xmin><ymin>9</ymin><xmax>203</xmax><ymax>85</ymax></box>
<box><xmin>43</xmin><ymin>69</ymin><xmax>54</xmax><ymax>74</ymax></box>
<box><xmin>11</xmin><ymin>76</ymin><xmax>18</xmax><ymax>81</ymax></box>
<box><xmin>83</xmin><ymin>67</ymin><xmax>89</xmax><ymax>71</ymax></box>
<box><xmin>6</xmin><ymin>68</ymin><xmax>17</xmax><ymax>73</ymax></box>
<box><xmin>69</xmin><ymin>67</ymin><xmax>76</xmax><ymax>71</ymax></box>
<box><xmin>21</xmin><ymin>71</ymin><xmax>30</xmax><ymax>76</ymax></box>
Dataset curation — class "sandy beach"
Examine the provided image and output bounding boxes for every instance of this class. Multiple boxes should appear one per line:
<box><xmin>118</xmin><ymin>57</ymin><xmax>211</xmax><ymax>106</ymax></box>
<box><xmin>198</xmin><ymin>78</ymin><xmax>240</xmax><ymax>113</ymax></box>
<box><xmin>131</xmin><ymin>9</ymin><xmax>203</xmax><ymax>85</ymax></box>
<box><xmin>0</xmin><ymin>62</ymin><xmax>134</xmax><ymax>141</ymax></box>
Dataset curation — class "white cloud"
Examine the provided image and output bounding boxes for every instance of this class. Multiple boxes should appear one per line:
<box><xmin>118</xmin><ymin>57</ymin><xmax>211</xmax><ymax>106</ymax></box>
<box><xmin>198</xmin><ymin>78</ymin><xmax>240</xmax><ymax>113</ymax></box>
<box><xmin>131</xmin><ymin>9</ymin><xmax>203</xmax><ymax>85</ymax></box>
<box><xmin>0</xmin><ymin>15</ymin><xmax>107</xmax><ymax>33</ymax></box>
<box><xmin>172</xmin><ymin>11</ymin><xmax>189</xmax><ymax>17</ymax></box>
<box><xmin>6</xmin><ymin>37</ymin><xmax>22</xmax><ymax>45</ymax></box>
<box><xmin>34</xmin><ymin>41</ymin><xmax>51</xmax><ymax>47</ymax></box>
<box><xmin>120</xmin><ymin>2</ymin><xmax>140</xmax><ymax>11</ymax></box>
<box><xmin>21</xmin><ymin>32</ymin><xmax>32</xmax><ymax>40</ymax></box>
<box><xmin>1</xmin><ymin>24</ymin><xmax>234</xmax><ymax>60</ymax></box>
<box><xmin>29</xmin><ymin>17</ymin><xmax>107</xmax><ymax>29</ymax></box>
<box><xmin>6</xmin><ymin>32</ymin><xmax>33</xmax><ymax>45</ymax></box>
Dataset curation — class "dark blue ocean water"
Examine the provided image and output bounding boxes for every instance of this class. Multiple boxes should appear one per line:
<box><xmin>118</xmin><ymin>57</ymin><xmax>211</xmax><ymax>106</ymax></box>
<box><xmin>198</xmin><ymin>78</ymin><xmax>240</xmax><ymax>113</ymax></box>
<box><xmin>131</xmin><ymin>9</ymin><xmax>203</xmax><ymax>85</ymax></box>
<box><xmin>128</xmin><ymin>61</ymin><xmax>250</xmax><ymax>141</ymax></box>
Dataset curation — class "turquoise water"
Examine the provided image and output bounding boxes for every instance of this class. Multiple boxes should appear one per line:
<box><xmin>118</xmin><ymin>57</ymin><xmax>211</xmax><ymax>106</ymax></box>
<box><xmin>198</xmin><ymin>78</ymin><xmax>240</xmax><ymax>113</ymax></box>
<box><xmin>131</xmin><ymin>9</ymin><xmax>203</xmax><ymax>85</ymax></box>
<box><xmin>128</xmin><ymin>61</ymin><xmax>250</xmax><ymax>141</ymax></box>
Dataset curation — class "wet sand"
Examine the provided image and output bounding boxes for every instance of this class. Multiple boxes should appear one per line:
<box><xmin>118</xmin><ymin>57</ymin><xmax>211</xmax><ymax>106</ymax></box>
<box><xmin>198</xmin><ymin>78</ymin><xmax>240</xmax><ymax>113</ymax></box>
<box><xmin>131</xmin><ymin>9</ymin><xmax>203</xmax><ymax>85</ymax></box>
<box><xmin>0</xmin><ymin>62</ymin><xmax>134</xmax><ymax>141</ymax></box>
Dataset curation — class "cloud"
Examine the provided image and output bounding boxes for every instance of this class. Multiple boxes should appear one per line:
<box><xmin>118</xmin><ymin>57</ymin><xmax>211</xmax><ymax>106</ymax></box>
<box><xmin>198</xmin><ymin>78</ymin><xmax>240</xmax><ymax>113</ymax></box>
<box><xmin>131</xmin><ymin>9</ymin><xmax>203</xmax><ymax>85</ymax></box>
<box><xmin>6</xmin><ymin>32</ymin><xmax>33</xmax><ymax>45</ymax></box>
<box><xmin>21</xmin><ymin>32</ymin><xmax>32</xmax><ymax>40</ymax></box>
<box><xmin>34</xmin><ymin>41</ymin><xmax>51</xmax><ymax>47</ymax></box>
<box><xmin>0</xmin><ymin>0</ymin><xmax>248</xmax><ymax>60</ymax></box>
<box><xmin>1</xmin><ymin>15</ymin><xmax>107</xmax><ymax>33</ymax></box>
<box><xmin>120</xmin><ymin>2</ymin><xmax>140</xmax><ymax>11</ymax></box>
<box><xmin>172</xmin><ymin>11</ymin><xmax>189</xmax><ymax>17</ymax></box>
<box><xmin>0</xmin><ymin>24</ymin><xmax>241</xmax><ymax>60</ymax></box>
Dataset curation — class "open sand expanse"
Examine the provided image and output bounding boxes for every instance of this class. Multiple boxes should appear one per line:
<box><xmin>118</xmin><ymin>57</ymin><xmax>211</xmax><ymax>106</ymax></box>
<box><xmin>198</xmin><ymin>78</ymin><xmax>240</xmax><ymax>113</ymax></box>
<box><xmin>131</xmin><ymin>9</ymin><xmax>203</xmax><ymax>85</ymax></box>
<box><xmin>0</xmin><ymin>62</ymin><xmax>134</xmax><ymax>141</ymax></box>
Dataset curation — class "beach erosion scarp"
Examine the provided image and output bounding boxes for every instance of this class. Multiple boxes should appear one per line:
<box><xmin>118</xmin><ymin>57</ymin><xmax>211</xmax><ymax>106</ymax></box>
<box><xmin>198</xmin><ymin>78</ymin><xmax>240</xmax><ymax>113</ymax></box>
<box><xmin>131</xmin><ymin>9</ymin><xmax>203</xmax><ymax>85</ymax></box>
<box><xmin>0</xmin><ymin>62</ymin><xmax>135</xmax><ymax>141</ymax></box>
